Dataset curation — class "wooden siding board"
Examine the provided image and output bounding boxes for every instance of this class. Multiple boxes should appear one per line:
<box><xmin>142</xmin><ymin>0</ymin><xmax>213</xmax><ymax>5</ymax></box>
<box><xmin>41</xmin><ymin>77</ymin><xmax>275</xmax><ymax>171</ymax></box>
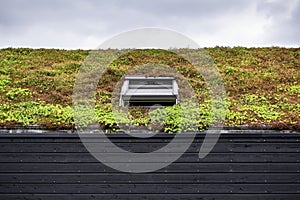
<box><xmin>0</xmin><ymin>132</ymin><xmax>299</xmax><ymax>199</ymax></box>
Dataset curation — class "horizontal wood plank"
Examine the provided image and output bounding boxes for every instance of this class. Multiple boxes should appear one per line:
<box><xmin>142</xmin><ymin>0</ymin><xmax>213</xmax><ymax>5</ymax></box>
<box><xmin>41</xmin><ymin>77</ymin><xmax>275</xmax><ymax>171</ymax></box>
<box><xmin>1</xmin><ymin>183</ymin><xmax>300</xmax><ymax>194</ymax></box>
<box><xmin>0</xmin><ymin>173</ymin><xmax>299</xmax><ymax>184</ymax></box>
<box><xmin>0</xmin><ymin>194</ymin><xmax>300</xmax><ymax>200</ymax></box>
<box><xmin>0</xmin><ymin>142</ymin><xmax>299</xmax><ymax>153</ymax></box>
<box><xmin>0</xmin><ymin>132</ymin><xmax>299</xmax><ymax>198</ymax></box>
<box><xmin>0</xmin><ymin>152</ymin><xmax>299</xmax><ymax>163</ymax></box>
<box><xmin>0</xmin><ymin>163</ymin><xmax>299</xmax><ymax>173</ymax></box>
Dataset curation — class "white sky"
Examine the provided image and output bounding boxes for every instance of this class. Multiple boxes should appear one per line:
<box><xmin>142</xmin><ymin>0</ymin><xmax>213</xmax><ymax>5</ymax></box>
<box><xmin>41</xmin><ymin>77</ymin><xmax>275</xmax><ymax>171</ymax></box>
<box><xmin>0</xmin><ymin>0</ymin><xmax>299</xmax><ymax>49</ymax></box>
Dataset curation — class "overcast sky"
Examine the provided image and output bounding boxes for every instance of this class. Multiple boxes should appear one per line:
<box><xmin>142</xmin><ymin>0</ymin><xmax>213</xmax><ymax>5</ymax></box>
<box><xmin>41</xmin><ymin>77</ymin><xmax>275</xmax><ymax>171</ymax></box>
<box><xmin>0</xmin><ymin>0</ymin><xmax>299</xmax><ymax>49</ymax></box>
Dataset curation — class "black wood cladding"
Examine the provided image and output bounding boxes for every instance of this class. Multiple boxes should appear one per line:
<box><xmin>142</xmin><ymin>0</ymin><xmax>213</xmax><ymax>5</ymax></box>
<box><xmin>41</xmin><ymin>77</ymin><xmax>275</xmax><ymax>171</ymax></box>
<box><xmin>0</xmin><ymin>132</ymin><xmax>299</xmax><ymax>200</ymax></box>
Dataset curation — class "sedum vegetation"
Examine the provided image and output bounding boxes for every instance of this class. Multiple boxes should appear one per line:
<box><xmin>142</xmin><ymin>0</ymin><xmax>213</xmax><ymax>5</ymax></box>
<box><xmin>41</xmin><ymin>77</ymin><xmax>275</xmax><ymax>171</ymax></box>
<box><xmin>0</xmin><ymin>47</ymin><xmax>299</xmax><ymax>132</ymax></box>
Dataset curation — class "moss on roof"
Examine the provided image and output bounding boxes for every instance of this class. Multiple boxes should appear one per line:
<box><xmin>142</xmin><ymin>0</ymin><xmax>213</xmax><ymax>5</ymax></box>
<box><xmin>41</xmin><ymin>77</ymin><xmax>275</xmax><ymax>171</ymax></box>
<box><xmin>0</xmin><ymin>47</ymin><xmax>299</xmax><ymax>132</ymax></box>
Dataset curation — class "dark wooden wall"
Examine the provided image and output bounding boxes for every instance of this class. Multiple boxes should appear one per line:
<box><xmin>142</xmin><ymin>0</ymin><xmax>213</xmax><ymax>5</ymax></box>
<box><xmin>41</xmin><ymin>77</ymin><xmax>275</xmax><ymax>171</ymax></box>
<box><xmin>0</xmin><ymin>131</ymin><xmax>299</xmax><ymax>200</ymax></box>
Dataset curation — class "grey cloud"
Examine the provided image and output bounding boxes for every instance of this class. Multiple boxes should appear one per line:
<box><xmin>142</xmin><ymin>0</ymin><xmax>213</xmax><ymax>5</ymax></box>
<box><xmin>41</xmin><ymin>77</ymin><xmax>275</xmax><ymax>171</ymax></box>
<box><xmin>0</xmin><ymin>0</ymin><xmax>299</xmax><ymax>48</ymax></box>
<box><xmin>256</xmin><ymin>0</ymin><xmax>300</xmax><ymax>46</ymax></box>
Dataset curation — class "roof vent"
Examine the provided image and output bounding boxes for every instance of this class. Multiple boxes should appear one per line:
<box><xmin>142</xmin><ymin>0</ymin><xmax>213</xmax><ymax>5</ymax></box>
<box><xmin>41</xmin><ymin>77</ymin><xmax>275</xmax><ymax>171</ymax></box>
<box><xmin>119</xmin><ymin>76</ymin><xmax>179</xmax><ymax>107</ymax></box>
